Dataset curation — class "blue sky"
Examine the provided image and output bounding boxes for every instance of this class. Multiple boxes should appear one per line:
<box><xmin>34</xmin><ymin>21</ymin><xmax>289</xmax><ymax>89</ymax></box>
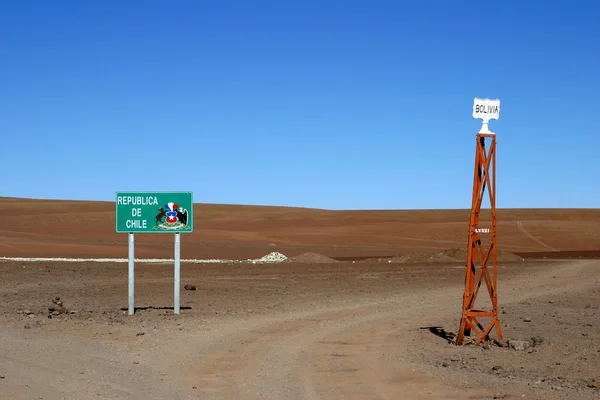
<box><xmin>1</xmin><ymin>0</ymin><xmax>598</xmax><ymax>210</ymax></box>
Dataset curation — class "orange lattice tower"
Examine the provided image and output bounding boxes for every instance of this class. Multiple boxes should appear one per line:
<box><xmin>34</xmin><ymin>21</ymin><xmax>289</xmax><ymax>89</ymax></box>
<box><xmin>456</xmin><ymin>98</ymin><xmax>503</xmax><ymax>346</ymax></box>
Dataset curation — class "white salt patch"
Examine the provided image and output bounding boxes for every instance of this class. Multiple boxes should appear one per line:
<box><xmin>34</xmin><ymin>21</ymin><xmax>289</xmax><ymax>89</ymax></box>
<box><xmin>0</xmin><ymin>252</ymin><xmax>289</xmax><ymax>264</ymax></box>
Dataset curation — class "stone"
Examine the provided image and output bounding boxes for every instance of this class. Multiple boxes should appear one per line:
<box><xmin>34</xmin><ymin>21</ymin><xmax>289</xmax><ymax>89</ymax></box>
<box><xmin>508</xmin><ymin>340</ymin><xmax>530</xmax><ymax>351</ymax></box>
<box><xmin>531</xmin><ymin>336</ymin><xmax>545</xmax><ymax>346</ymax></box>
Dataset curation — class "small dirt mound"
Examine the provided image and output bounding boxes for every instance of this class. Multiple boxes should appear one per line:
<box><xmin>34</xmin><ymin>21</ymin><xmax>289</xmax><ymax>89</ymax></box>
<box><xmin>390</xmin><ymin>252</ymin><xmax>437</xmax><ymax>263</ymax></box>
<box><xmin>365</xmin><ymin>248</ymin><xmax>524</xmax><ymax>264</ymax></box>
<box><xmin>366</xmin><ymin>253</ymin><xmax>435</xmax><ymax>264</ymax></box>
<box><xmin>437</xmin><ymin>248</ymin><xmax>469</xmax><ymax>260</ymax></box>
<box><xmin>432</xmin><ymin>248</ymin><xmax>523</xmax><ymax>262</ymax></box>
<box><xmin>497</xmin><ymin>251</ymin><xmax>525</xmax><ymax>262</ymax></box>
<box><xmin>285</xmin><ymin>252</ymin><xmax>339</xmax><ymax>263</ymax></box>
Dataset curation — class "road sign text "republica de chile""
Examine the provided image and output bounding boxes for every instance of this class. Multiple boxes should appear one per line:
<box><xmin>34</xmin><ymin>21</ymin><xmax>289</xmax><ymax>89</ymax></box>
<box><xmin>115</xmin><ymin>192</ymin><xmax>194</xmax><ymax>233</ymax></box>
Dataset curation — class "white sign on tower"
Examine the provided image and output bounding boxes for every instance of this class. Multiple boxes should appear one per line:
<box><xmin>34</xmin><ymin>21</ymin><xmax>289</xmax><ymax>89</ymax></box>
<box><xmin>472</xmin><ymin>98</ymin><xmax>500</xmax><ymax>134</ymax></box>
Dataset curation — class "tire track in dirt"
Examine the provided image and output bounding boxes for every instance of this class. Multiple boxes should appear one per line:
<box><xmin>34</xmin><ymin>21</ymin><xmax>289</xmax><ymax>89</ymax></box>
<box><xmin>517</xmin><ymin>221</ymin><xmax>559</xmax><ymax>252</ymax></box>
<box><xmin>186</xmin><ymin>301</ymin><xmax>405</xmax><ymax>399</ymax></box>
<box><xmin>182</xmin><ymin>260</ymin><xmax>599</xmax><ymax>399</ymax></box>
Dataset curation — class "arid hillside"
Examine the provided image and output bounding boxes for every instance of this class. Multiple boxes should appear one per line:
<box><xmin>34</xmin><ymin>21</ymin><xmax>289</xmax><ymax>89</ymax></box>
<box><xmin>1</xmin><ymin>197</ymin><xmax>599</xmax><ymax>259</ymax></box>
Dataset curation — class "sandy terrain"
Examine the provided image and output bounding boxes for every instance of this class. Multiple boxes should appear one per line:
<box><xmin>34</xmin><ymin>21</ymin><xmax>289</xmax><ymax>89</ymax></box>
<box><xmin>1</xmin><ymin>197</ymin><xmax>599</xmax><ymax>399</ymax></box>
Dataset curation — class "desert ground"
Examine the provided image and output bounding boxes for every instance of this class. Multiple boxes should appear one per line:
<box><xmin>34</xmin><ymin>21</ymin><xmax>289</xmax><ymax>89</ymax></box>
<box><xmin>1</xmin><ymin>197</ymin><xmax>599</xmax><ymax>400</ymax></box>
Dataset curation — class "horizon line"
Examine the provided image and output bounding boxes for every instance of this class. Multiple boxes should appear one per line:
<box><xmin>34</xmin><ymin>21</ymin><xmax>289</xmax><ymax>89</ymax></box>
<box><xmin>0</xmin><ymin>196</ymin><xmax>598</xmax><ymax>212</ymax></box>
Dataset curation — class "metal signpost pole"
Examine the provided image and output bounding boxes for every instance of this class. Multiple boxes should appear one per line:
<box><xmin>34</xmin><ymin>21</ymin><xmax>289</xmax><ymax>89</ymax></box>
<box><xmin>174</xmin><ymin>233</ymin><xmax>181</xmax><ymax>315</ymax></box>
<box><xmin>128</xmin><ymin>233</ymin><xmax>135</xmax><ymax>315</ymax></box>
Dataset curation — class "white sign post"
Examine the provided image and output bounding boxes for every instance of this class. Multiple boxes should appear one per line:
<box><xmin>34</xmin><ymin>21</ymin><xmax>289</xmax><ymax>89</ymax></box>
<box><xmin>128</xmin><ymin>233</ymin><xmax>135</xmax><ymax>315</ymax></box>
<box><xmin>473</xmin><ymin>98</ymin><xmax>500</xmax><ymax>134</ymax></box>
<box><xmin>174</xmin><ymin>233</ymin><xmax>181</xmax><ymax>315</ymax></box>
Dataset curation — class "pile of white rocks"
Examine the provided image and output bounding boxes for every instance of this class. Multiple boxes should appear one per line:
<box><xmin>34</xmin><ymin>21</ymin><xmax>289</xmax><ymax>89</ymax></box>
<box><xmin>251</xmin><ymin>252</ymin><xmax>288</xmax><ymax>263</ymax></box>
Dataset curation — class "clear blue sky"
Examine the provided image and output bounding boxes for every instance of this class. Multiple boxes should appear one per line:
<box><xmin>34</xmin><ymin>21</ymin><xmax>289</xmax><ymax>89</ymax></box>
<box><xmin>1</xmin><ymin>0</ymin><xmax>598</xmax><ymax>210</ymax></box>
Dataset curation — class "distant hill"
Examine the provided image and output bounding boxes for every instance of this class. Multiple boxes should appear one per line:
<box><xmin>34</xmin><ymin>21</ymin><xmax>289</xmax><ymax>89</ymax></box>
<box><xmin>0</xmin><ymin>197</ymin><xmax>598</xmax><ymax>260</ymax></box>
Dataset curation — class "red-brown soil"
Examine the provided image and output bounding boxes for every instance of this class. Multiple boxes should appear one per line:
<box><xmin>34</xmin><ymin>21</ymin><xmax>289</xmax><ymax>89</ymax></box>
<box><xmin>1</xmin><ymin>258</ymin><xmax>599</xmax><ymax>399</ymax></box>
<box><xmin>1</xmin><ymin>197</ymin><xmax>599</xmax><ymax>260</ymax></box>
<box><xmin>1</xmin><ymin>197</ymin><xmax>599</xmax><ymax>400</ymax></box>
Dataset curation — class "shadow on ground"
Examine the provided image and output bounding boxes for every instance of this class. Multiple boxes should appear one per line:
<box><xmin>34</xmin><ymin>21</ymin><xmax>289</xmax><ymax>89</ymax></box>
<box><xmin>119</xmin><ymin>306</ymin><xmax>192</xmax><ymax>313</ymax></box>
<box><xmin>421</xmin><ymin>326</ymin><xmax>457</xmax><ymax>343</ymax></box>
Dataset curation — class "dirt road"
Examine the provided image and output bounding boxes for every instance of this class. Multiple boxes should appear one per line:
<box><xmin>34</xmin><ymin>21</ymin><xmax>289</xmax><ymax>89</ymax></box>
<box><xmin>1</xmin><ymin>258</ymin><xmax>598</xmax><ymax>400</ymax></box>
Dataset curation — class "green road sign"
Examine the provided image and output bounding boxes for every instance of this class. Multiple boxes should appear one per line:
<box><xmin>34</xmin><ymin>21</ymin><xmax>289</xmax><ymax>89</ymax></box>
<box><xmin>115</xmin><ymin>192</ymin><xmax>194</xmax><ymax>233</ymax></box>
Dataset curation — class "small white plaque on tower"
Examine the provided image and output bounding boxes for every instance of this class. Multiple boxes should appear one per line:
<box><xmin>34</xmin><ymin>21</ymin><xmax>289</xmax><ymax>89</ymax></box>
<box><xmin>473</xmin><ymin>98</ymin><xmax>500</xmax><ymax>134</ymax></box>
